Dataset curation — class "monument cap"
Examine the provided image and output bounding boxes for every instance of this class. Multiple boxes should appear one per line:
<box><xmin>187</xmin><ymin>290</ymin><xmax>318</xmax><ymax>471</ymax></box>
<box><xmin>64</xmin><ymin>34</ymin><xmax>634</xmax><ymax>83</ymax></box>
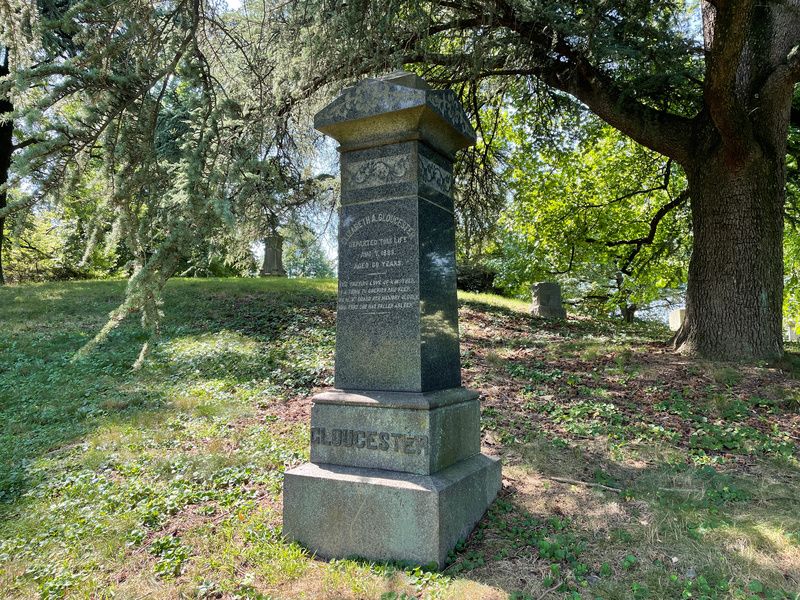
<box><xmin>314</xmin><ymin>72</ymin><xmax>476</xmax><ymax>157</ymax></box>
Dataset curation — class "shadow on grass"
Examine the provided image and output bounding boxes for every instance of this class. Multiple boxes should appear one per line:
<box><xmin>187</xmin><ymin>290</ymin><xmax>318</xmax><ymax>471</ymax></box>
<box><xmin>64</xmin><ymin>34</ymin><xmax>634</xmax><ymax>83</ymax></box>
<box><xmin>0</xmin><ymin>278</ymin><xmax>336</xmax><ymax>515</ymax></box>
<box><xmin>458</xmin><ymin>437</ymin><xmax>800</xmax><ymax>598</ymax></box>
<box><xmin>2</xmin><ymin>279</ymin><xmax>798</xmax><ymax>598</ymax></box>
<box><xmin>452</xmin><ymin>300</ymin><xmax>800</xmax><ymax>598</ymax></box>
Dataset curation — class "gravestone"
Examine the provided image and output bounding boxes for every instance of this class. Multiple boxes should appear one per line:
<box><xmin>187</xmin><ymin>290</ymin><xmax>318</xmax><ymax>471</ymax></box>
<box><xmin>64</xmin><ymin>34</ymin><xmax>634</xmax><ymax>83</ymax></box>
<box><xmin>260</xmin><ymin>234</ymin><xmax>286</xmax><ymax>277</ymax></box>
<box><xmin>669</xmin><ymin>308</ymin><xmax>686</xmax><ymax>332</ymax></box>
<box><xmin>282</xmin><ymin>72</ymin><xmax>501</xmax><ymax>568</ymax></box>
<box><xmin>531</xmin><ymin>281</ymin><xmax>567</xmax><ymax>319</ymax></box>
<box><xmin>785</xmin><ymin>320</ymin><xmax>798</xmax><ymax>342</ymax></box>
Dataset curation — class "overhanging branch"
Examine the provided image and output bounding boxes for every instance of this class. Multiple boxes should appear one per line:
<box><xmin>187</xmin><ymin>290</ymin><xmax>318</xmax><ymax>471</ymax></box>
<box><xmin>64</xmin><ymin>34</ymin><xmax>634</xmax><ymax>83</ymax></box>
<box><xmin>604</xmin><ymin>190</ymin><xmax>690</xmax><ymax>275</ymax></box>
<box><xmin>422</xmin><ymin>0</ymin><xmax>696</xmax><ymax>163</ymax></box>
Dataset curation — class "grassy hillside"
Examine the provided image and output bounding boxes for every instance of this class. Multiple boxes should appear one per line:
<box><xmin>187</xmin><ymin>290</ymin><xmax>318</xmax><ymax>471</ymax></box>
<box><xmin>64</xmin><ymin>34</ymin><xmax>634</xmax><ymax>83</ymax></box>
<box><xmin>0</xmin><ymin>278</ymin><xmax>798</xmax><ymax>599</ymax></box>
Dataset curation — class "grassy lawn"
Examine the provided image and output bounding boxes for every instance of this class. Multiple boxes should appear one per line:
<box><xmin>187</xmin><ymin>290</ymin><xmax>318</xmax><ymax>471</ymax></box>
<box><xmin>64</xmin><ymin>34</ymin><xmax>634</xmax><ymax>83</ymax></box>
<box><xmin>0</xmin><ymin>278</ymin><xmax>798</xmax><ymax>599</ymax></box>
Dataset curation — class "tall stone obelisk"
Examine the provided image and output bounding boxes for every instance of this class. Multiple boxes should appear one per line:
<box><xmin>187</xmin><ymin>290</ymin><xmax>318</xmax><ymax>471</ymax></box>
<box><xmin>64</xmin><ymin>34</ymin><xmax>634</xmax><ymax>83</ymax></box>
<box><xmin>283</xmin><ymin>72</ymin><xmax>501</xmax><ymax>568</ymax></box>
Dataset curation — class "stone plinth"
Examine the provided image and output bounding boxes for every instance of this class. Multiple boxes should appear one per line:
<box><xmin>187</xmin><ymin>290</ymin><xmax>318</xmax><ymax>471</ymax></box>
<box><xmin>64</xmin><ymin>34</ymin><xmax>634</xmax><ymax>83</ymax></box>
<box><xmin>284</xmin><ymin>455</ymin><xmax>501</xmax><ymax>568</ymax></box>
<box><xmin>531</xmin><ymin>282</ymin><xmax>566</xmax><ymax>319</ymax></box>
<box><xmin>283</xmin><ymin>72</ymin><xmax>500</xmax><ymax>568</ymax></box>
<box><xmin>669</xmin><ymin>308</ymin><xmax>686</xmax><ymax>332</ymax></box>
<box><xmin>309</xmin><ymin>388</ymin><xmax>480</xmax><ymax>475</ymax></box>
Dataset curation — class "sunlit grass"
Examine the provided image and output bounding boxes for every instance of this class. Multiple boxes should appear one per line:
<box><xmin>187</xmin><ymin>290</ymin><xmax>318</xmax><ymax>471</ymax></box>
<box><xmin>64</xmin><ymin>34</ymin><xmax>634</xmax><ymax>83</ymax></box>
<box><xmin>1</xmin><ymin>278</ymin><xmax>798</xmax><ymax>599</ymax></box>
<box><xmin>459</xmin><ymin>289</ymin><xmax>531</xmax><ymax>313</ymax></box>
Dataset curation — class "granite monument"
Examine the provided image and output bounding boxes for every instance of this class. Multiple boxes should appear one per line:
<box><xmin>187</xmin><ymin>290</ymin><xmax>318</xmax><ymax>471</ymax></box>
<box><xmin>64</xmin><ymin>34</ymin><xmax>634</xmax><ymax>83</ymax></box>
<box><xmin>282</xmin><ymin>72</ymin><xmax>501</xmax><ymax>568</ymax></box>
<box><xmin>531</xmin><ymin>281</ymin><xmax>567</xmax><ymax>319</ymax></box>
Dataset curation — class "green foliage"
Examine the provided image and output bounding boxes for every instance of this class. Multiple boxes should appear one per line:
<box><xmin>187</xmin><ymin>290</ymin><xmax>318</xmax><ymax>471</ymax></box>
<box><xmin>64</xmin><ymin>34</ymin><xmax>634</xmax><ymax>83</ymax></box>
<box><xmin>494</xmin><ymin>119</ymin><xmax>690</xmax><ymax>317</ymax></box>
<box><xmin>2</xmin><ymin>0</ymin><xmax>333</xmax><ymax>357</ymax></box>
<box><xmin>282</xmin><ymin>225</ymin><xmax>335</xmax><ymax>279</ymax></box>
<box><xmin>783</xmin><ymin>92</ymin><xmax>800</xmax><ymax>326</ymax></box>
<box><xmin>150</xmin><ymin>535</ymin><xmax>191</xmax><ymax>578</ymax></box>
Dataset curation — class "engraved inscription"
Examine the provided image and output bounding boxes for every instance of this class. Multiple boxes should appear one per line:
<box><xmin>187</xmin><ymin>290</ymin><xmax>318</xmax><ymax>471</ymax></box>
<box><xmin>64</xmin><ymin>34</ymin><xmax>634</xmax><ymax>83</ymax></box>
<box><xmin>311</xmin><ymin>427</ymin><xmax>429</xmax><ymax>455</ymax></box>
<box><xmin>419</xmin><ymin>155</ymin><xmax>452</xmax><ymax>195</ymax></box>
<box><xmin>340</xmin><ymin>277</ymin><xmax>417</xmax><ymax>312</ymax></box>
<box><xmin>341</xmin><ymin>212</ymin><xmax>414</xmax><ymax>245</ymax></box>
<box><xmin>339</xmin><ymin>212</ymin><xmax>417</xmax><ymax>315</ymax></box>
<box><xmin>345</xmin><ymin>155</ymin><xmax>411</xmax><ymax>189</ymax></box>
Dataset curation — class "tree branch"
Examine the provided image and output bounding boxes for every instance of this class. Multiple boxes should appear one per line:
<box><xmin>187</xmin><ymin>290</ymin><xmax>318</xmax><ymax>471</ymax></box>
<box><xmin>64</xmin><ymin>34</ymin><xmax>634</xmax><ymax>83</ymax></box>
<box><xmin>482</xmin><ymin>1</ymin><xmax>694</xmax><ymax>163</ymax></box>
<box><xmin>702</xmin><ymin>0</ymin><xmax>755</xmax><ymax>152</ymax></box>
<box><xmin>580</xmin><ymin>184</ymin><xmax>668</xmax><ymax>210</ymax></box>
<box><xmin>582</xmin><ymin>183</ymin><xmax>689</xmax><ymax>276</ymax></box>
<box><xmin>11</xmin><ymin>137</ymin><xmax>38</xmax><ymax>152</ymax></box>
<box><xmin>761</xmin><ymin>45</ymin><xmax>800</xmax><ymax>104</ymax></box>
<box><xmin>603</xmin><ymin>191</ymin><xmax>689</xmax><ymax>249</ymax></box>
<box><xmin>548</xmin><ymin>244</ymin><xmax>575</xmax><ymax>276</ymax></box>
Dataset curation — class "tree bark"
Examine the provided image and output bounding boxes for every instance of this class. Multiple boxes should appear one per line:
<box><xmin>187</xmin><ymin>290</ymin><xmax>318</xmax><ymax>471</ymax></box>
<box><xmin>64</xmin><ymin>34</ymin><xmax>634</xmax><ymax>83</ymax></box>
<box><xmin>0</xmin><ymin>49</ymin><xmax>12</xmax><ymax>285</ymax></box>
<box><xmin>488</xmin><ymin>0</ymin><xmax>799</xmax><ymax>361</ymax></box>
<box><xmin>675</xmin><ymin>144</ymin><xmax>786</xmax><ymax>360</ymax></box>
<box><xmin>260</xmin><ymin>234</ymin><xmax>286</xmax><ymax>277</ymax></box>
<box><xmin>669</xmin><ymin>1</ymin><xmax>798</xmax><ymax>362</ymax></box>
<box><xmin>621</xmin><ymin>304</ymin><xmax>637</xmax><ymax>323</ymax></box>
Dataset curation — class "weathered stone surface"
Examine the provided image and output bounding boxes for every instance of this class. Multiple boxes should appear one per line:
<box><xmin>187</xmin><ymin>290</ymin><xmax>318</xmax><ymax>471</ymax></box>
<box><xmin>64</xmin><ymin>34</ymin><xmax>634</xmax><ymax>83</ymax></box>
<box><xmin>260</xmin><ymin>234</ymin><xmax>286</xmax><ymax>277</ymax></box>
<box><xmin>282</xmin><ymin>72</ymin><xmax>500</xmax><ymax>569</ymax></box>
<box><xmin>531</xmin><ymin>282</ymin><xmax>567</xmax><ymax>319</ymax></box>
<box><xmin>309</xmin><ymin>388</ymin><xmax>480</xmax><ymax>475</ymax></box>
<box><xmin>331</xmin><ymin>81</ymin><xmax>467</xmax><ymax>393</ymax></box>
<box><xmin>669</xmin><ymin>308</ymin><xmax>686</xmax><ymax>332</ymax></box>
<box><xmin>335</xmin><ymin>193</ymin><xmax>461</xmax><ymax>392</ymax></box>
<box><xmin>314</xmin><ymin>76</ymin><xmax>475</xmax><ymax>159</ymax></box>
<box><xmin>283</xmin><ymin>454</ymin><xmax>501</xmax><ymax>568</ymax></box>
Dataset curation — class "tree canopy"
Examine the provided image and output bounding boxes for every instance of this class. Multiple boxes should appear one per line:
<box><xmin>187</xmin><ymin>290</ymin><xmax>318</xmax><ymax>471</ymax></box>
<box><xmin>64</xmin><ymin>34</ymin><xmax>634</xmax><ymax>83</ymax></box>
<box><xmin>0</xmin><ymin>0</ymin><xmax>799</xmax><ymax>362</ymax></box>
<box><xmin>495</xmin><ymin>116</ymin><xmax>690</xmax><ymax>321</ymax></box>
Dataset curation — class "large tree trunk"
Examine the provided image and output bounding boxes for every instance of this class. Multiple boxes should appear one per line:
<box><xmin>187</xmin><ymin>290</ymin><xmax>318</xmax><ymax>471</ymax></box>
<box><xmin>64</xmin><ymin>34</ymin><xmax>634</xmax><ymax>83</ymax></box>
<box><xmin>675</xmin><ymin>145</ymin><xmax>786</xmax><ymax>360</ymax></box>
<box><xmin>0</xmin><ymin>50</ymin><xmax>11</xmax><ymax>285</ymax></box>
<box><xmin>669</xmin><ymin>2</ymin><xmax>797</xmax><ymax>362</ymax></box>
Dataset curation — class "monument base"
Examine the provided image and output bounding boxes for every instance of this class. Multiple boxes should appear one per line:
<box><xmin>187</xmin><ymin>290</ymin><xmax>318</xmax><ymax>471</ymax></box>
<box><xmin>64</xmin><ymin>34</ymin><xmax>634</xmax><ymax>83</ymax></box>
<box><xmin>310</xmin><ymin>387</ymin><xmax>481</xmax><ymax>475</ymax></box>
<box><xmin>283</xmin><ymin>453</ymin><xmax>501</xmax><ymax>568</ymax></box>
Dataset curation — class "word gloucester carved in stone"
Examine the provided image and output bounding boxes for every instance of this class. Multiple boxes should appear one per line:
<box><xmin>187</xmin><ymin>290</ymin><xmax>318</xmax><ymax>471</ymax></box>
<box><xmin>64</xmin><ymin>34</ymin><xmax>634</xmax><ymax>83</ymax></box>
<box><xmin>311</xmin><ymin>427</ymin><xmax>429</xmax><ymax>455</ymax></box>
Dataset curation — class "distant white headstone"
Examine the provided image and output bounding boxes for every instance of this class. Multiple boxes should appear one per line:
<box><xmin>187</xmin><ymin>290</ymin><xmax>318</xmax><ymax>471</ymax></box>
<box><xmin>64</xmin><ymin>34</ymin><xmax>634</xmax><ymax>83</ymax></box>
<box><xmin>669</xmin><ymin>308</ymin><xmax>685</xmax><ymax>331</ymax></box>
<box><xmin>785</xmin><ymin>320</ymin><xmax>799</xmax><ymax>342</ymax></box>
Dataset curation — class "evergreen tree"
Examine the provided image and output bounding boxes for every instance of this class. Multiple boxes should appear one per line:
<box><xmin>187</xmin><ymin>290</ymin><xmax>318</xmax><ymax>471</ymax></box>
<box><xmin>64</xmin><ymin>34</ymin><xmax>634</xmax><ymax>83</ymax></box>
<box><xmin>1</xmin><ymin>0</ymin><xmax>327</xmax><ymax>363</ymax></box>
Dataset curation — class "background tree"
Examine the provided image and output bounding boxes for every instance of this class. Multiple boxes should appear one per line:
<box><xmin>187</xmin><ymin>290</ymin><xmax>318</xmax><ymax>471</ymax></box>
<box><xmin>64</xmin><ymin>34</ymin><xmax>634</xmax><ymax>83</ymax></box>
<box><xmin>496</xmin><ymin>116</ymin><xmax>691</xmax><ymax>322</ymax></box>
<box><xmin>228</xmin><ymin>155</ymin><xmax>333</xmax><ymax>279</ymax></box>
<box><xmin>1</xmin><ymin>0</ymin><xmax>333</xmax><ymax>361</ymax></box>
<box><xmin>2</xmin><ymin>159</ymin><xmax>120</xmax><ymax>282</ymax></box>
<box><xmin>278</xmin><ymin>0</ymin><xmax>800</xmax><ymax>361</ymax></box>
<box><xmin>0</xmin><ymin>46</ymin><xmax>11</xmax><ymax>284</ymax></box>
<box><xmin>0</xmin><ymin>0</ymin><xmax>79</xmax><ymax>284</ymax></box>
<box><xmin>282</xmin><ymin>222</ymin><xmax>335</xmax><ymax>278</ymax></box>
<box><xmin>783</xmin><ymin>92</ymin><xmax>800</xmax><ymax>330</ymax></box>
